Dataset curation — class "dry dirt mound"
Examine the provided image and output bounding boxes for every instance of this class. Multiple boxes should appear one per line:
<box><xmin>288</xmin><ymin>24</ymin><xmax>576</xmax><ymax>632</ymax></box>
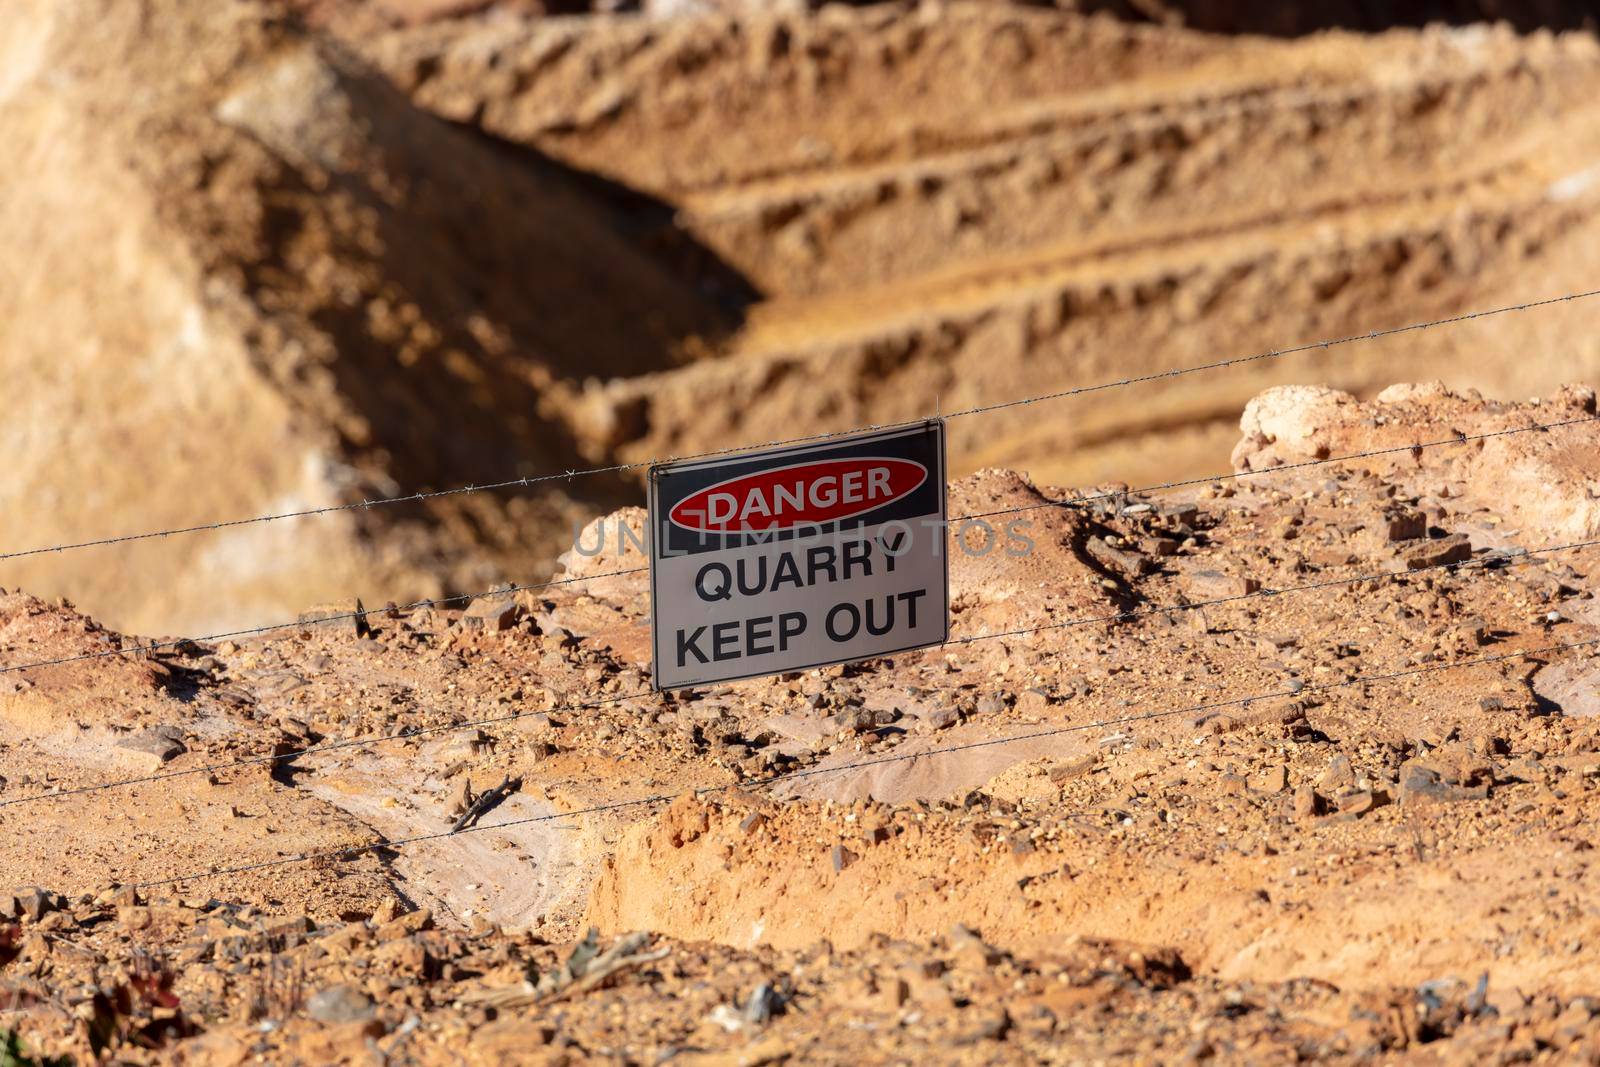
<box><xmin>1232</xmin><ymin>380</ymin><xmax>1600</xmax><ymax>540</ymax></box>
<box><xmin>0</xmin><ymin>0</ymin><xmax>737</xmax><ymax>637</ymax></box>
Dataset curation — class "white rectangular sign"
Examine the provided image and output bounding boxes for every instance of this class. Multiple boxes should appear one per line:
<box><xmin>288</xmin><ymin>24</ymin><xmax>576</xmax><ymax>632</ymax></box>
<box><xmin>648</xmin><ymin>422</ymin><xmax>948</xmax><ymax>690</ymax></box>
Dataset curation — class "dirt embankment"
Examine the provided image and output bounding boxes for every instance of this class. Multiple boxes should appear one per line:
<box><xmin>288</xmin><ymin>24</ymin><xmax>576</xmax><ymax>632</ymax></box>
<box><xmin>368</xmin><ymin>5</ymin><xmax>1600</xmax><ymax>494</ymax></box>
<box><xmin>289</xmin><ymin>0</ymin><xmax>1600</xmax><ymax>36</ymax></box>
<box><xmin>583</xmin><ymin>383</ymin><xmax>1600</xmax><ymax>993</ymax></box>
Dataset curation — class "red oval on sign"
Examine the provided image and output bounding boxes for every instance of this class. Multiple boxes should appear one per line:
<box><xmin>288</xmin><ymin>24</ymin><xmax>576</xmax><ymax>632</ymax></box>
<box><xmin>669</xmin><ymin>457</ymin><xmax>928</xmax><ymax>533</ymax></box>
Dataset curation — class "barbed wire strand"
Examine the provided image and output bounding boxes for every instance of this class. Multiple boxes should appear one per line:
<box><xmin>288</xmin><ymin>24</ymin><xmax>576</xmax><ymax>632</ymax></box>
<box><xmin>0</xmin><ymin>568</ymin><xmax>633</xmax><ymax>678</ymax></box>
<box><xmin>953</xmin><ymin>413</ymin><xmax>1600</xmax><ymax>523</ymax></box>
<box><xmin>6</xmin><ymin>287</ymin><xmax>1597</xmax><ymax>564</ymax></box>
<box><xmin>8</xmin><ymin>407</ymin><xmax>1594</xmax><ymax>683</ymax></box>
<box><xmin>124</xmin><ymin>629</ymin><xmax>1600</xmax><ymax>891</ymax></box>
<box><xmin>7</xmin><ymin>526</ymin><xmax>1590</xmax><ymax>814</ymax></box>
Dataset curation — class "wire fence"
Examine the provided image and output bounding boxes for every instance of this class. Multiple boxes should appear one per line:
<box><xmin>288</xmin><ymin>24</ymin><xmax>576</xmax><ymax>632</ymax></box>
<box><xmin>6</xmin><ymin>407</ymin><xmax>1593</xmax><ymax>681</ymax></box>
<box><xmin>3</xmin><ymin>286</ymin><xmax>1596</xmax><ymax>564</ymax></box>
<box><xmin>3</xmin><ymin>287</ymin><xmax>1598</xmax><ymax>906</ymax></box>
<box><xmin>4</xmin><ymin>521</ymin><xmax>1591</xmax><ymax>815</ymax></box>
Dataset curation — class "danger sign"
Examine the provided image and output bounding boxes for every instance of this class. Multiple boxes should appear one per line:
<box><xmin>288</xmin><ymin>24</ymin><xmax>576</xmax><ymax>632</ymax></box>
<box><xmin>648</xmin><ymin>422</ymin><xmax>948</xmax><ymax>689</ymax></box>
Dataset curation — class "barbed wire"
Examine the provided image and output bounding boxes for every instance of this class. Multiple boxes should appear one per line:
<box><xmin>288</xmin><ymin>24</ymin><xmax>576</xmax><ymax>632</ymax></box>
<box><xmin>5</xmin><ymin>524</ymin><xmax>1589</xmax><ymax>814</ymax></box>
<box><xmin>0</xmin><ymin>568</ymin><xmax>635</xmax><ymax>678</ymax></box>
<box><xmin>7</xmin><ymin>406</ymin><xmax>1593</xmax><ymax>682</ymax></box>
<box><xmin>952</xmin><ymin>413</ymin><xmax>1600</xmax><ymax>523</ymax></box>
<box><xmin>5</xmin><ymin>287</ymin><xmax>1597</xmax><ymax>565</ymax></box>
<box><xmin>122</xmin><ymin>629</ymin><xmax>1600</xmax><ymax>892</ymax></box>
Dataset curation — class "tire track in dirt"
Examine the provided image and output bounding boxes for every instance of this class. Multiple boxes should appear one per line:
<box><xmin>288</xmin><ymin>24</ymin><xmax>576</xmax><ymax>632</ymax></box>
<box><xmin>677</xmin><ymin>55</ymin><xmax>1599</xmax><ymax>295</ymax></box>
<box><xmin>590</xmin><ymin>158</ymin><xmax>1600</xmax><ymax>479</ymax></box>
<box><xmin>730</xmin><ymin>157</ymin><xmax>1572</xmax><ymax>353</ymax></box>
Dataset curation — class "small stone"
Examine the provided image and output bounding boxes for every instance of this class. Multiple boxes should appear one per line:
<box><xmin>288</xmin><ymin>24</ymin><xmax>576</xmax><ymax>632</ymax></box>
<box><xmin>109</xmin><ymin>886</ymin><xmax>143</xmax><ymax>909</ymax></box>
<box><xmin>831</xmin><ymin>708</ymin><xmax>876</xmax><ymax>734</ymax></box>
<box><xmin>376</xmin><ymin>909</ymin><xmax>433</xmax><ymax>941</ymax></box>
<box><xmin>1293</xmin><ymin>784</ymin><xmax>1323</xmax><ymax>819</ymax></box>
<box><xmin>449</xmin><ymin>779</ymin><xmax>475</xmax><ymax>817</ymax></box>
<box><xmin>1400</xmin><ymin>765</ymin><xmax>1488</xmax><ymax>805</ymax></box>
<box><xmin>393</xmin><ymin>931</ymin><xmax>435</xmax><ymax>972</ymax></box>
<box><xmin>460</xmin><ymin>594</ymin><xmax>521</xmax><ymax>632</ymax></box>
<box><xmin>116</xmin><ymin>729</ymin><xmax>186</xmax><ymax>769</ymax></box>
<box><xmin>307</xmin><ymin>984</ymin><xmax>375</xmax><ymax>1024</ymax></box>
<box><xmin>1046</xmin><ymin>755</ymin><xmax>1097</xmax><ymax>783</ymax></box>
<box><xmin>1146</xmin><ymin>537</ymin><xmax>1180</xmax><ymax>557</ymax></box>
<box><xmin>9</xmin><ymin>887</ymin><xmax>65</xmax><ymax>923</ymax></box>
<box><xmin>954</xmin><ymin>1006</ymin><xmax>1012</xmax><ymax>1044</ymax></box>
<box><xmin>1462</xmin><ymin>617</ymin><xmax>1492</xmax><ymax>646</ymax></box>
<box><xmin>1499</xmin><ymin>757</ymin><xmax>1544</xmax><ymax>783</ymax></box>
<box><xmin>1397</xmin><ymin>534</ymin><xmax>1472</xmax><ymax>570</ymax></box>
<box><xmin>1086</xmin><ymin>536</ymin><xmax>1155</xmax><ymax>577</ymax></box>
<box><xmin>926</xmin><ymin>706</ymin><xmax>959</xmax><ymax>731</ymax></box>
<box><xmin>1318</xmin><ymin>755</ymin><xmax>1355</xmax><ymax>792</ymax></box>
<box><xmin>1336</xmin><ymin>790</ymin><xmax>1376</xmax><ymax>816</ymax></box>
<box><xmin>1255</xmin><ymin>634</ymin><xmax>1298</xmax><ymax>655</ymax></box>
<box><xmin>974</xmin><ymin>693</ymin><xmax>1007</xmax><ymax>716</ymax></box>
<box><xmin>947</xmin><ymin>923</ymin><xmax>1004</xmax><ymax>969</ymax></box>
<box><xmin>1383</xmin><ymin>509</ymin><xmax>1427</xmax><ymax>542</ymax></box>
<box><xmin>1255</xmin><ymin>765</ymin><xmax>1289</xmax><ymax>794</ymax></box>
<box><xmin>1015</xmin><ymin>688</ymin><xmax>1051</xmax><ymax>714</ymax></box>
<box><xmin>1184</xmin><ymin>569</ymin><xmax>1261</xmax><ymax>599</ymax></box>
<box><xmin>831</xmin><ymin>844</ymin><xmax>858</xmax><ymax>873</ymax></box>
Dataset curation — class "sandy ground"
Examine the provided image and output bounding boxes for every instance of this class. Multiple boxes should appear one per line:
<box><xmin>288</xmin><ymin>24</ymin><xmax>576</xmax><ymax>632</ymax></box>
<box><xmin>3</xmin><ymin>382</ymin><xmax>1600</xmax><ymax>1062</ymax></box>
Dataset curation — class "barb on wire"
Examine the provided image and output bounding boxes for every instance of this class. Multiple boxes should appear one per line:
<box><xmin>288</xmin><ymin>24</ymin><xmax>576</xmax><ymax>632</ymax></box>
<box><xmin>7</xmin><ymin>287</ymin><xmax>1598</xmax><ymax>564</ymax></box>
<box><xmin>124</xmin><ymin>630</ymin><xmax>1600</xmax><ymax>892</ymax></box>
